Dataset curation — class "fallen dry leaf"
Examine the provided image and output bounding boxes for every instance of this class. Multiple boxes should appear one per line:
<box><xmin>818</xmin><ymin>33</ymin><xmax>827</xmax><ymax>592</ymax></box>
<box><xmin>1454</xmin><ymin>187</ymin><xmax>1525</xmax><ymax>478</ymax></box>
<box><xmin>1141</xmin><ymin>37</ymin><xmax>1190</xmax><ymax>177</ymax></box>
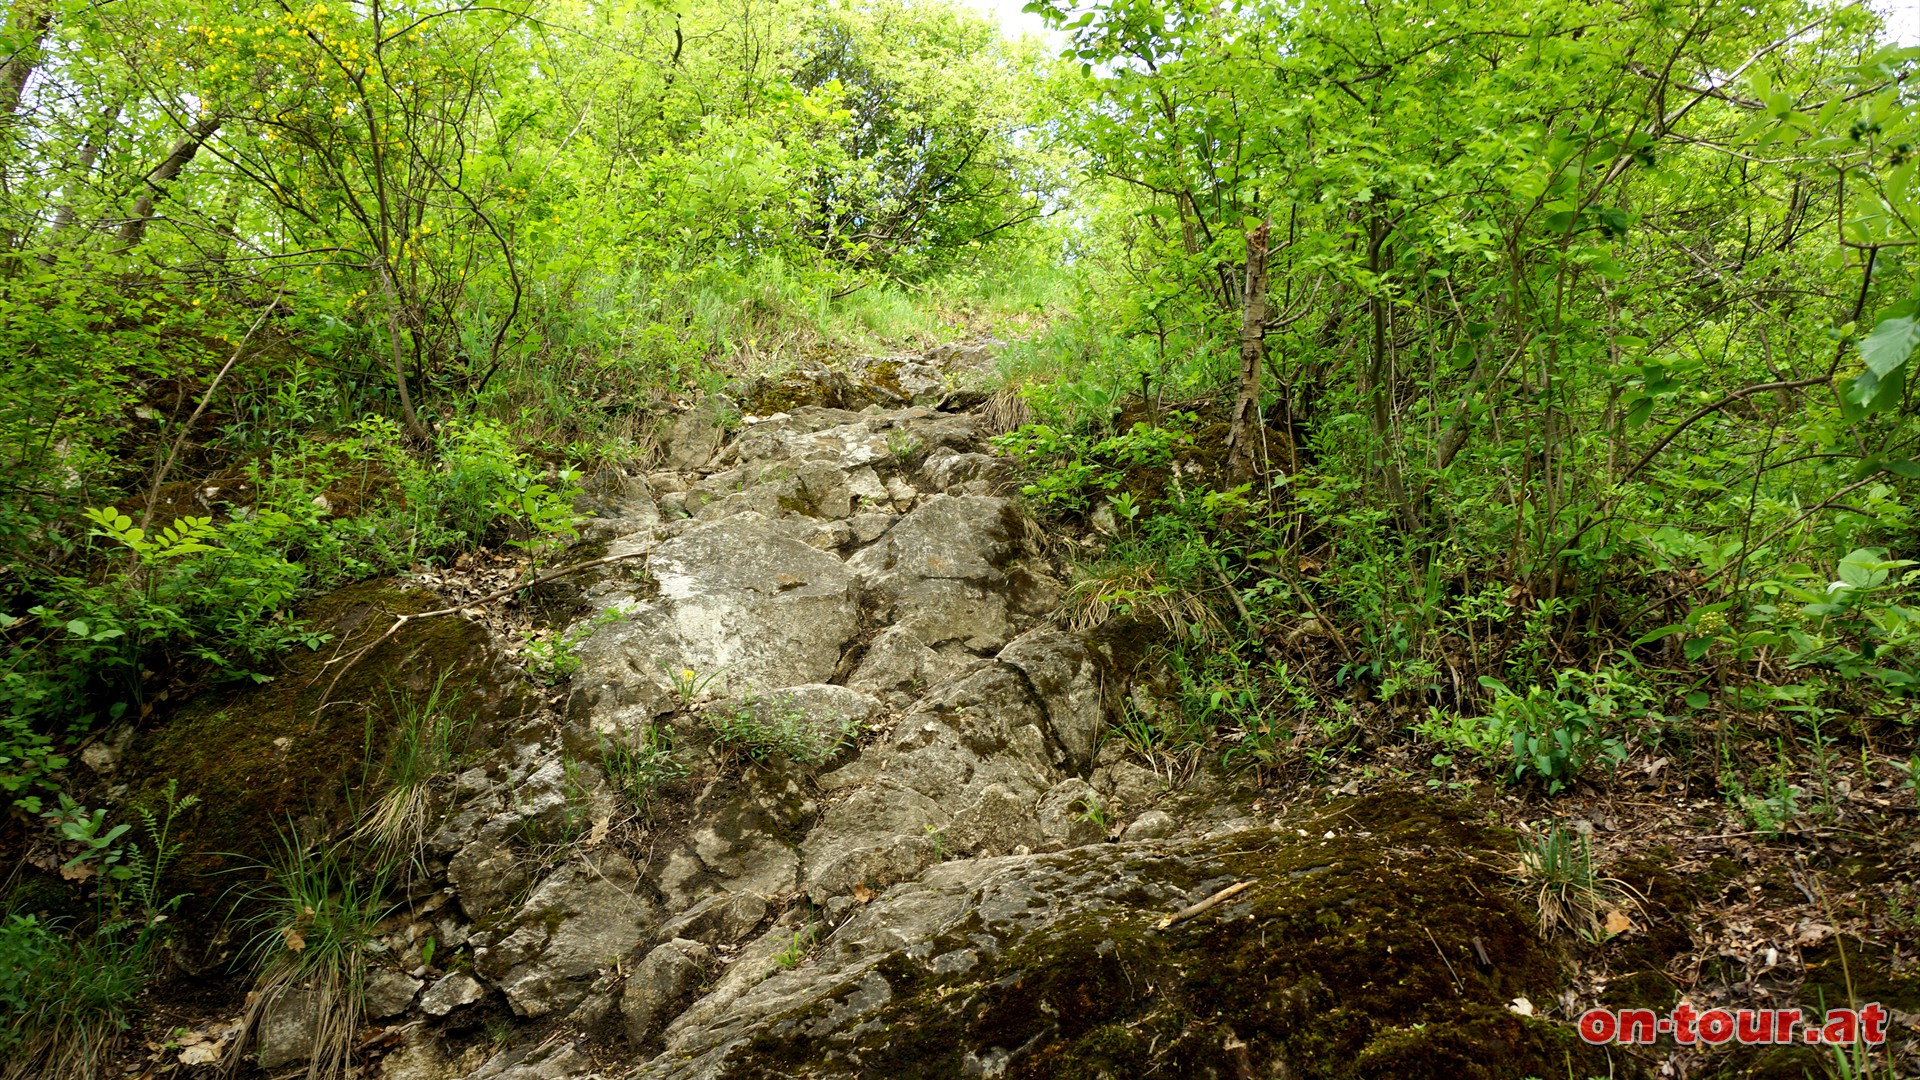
<box><xmin>179</xmin><ymin>1043</ymin><xmax>221</xmax><ymax>1066</ymax></box>
<box><xmin>851</xmin><ymin>883</ymin><xmax>875</xmax><ymax>904</ymax></box>
<box><xmin>1604</xmin><ymin>909</ymin><xmax>1633</xmax><ymax>936</ymax></box>
<box><xmin>1793</xmin><ymin>921</ymin><xmax>1835</xmax><ymax>945</ymax></box>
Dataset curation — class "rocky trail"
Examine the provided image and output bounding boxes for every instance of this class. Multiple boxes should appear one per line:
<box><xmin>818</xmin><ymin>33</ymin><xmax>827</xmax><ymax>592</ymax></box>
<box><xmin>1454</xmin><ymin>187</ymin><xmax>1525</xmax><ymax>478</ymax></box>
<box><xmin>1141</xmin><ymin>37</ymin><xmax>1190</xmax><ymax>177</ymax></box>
<box><xmin>117</xmin><ymin>342</ymin><xmax>1612</xmax><ymax>1080</ymax></box>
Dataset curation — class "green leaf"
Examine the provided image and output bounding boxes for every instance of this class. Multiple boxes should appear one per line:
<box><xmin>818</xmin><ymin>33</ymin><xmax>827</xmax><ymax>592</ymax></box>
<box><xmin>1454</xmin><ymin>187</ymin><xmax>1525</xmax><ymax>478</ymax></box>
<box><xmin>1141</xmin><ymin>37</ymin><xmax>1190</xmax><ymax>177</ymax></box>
<box><xmin>1684</xmin><ymin>691</ymin><xmax>1711</xmax><ymax>709</ymax></box>
<box><xmin>1840</xmin><ymin>365</ymin><xmax>1905</xmax><ymax>418</ymax></box>
<box><xmin>1887</xmin><ymin>460</ymin><xmax>1920</xmax><ymax>478</ymax></box>
<box><xmin>1631</xmin><ymin>623</ymin><xmax>1688</xmax><ymax>646</ymax></box>
<box><xmin>1450</xmin><ymin>337</ymin><xmax>1475</xmax><ymax>370</ymax></box>
<box><xmin>1838</xmin><ymin>548</ymin><xmax>1892</xmax><ymax>588</ymax></box>
<box><xmin>1859</xmin><ymin>313</ymin><xmax>1920</xmax><ymax>377</ymax></box>
<box><xmin>1682</xmin><ymin>637</ymin><xmax>1712</xmax><ymax>660</ymax></box>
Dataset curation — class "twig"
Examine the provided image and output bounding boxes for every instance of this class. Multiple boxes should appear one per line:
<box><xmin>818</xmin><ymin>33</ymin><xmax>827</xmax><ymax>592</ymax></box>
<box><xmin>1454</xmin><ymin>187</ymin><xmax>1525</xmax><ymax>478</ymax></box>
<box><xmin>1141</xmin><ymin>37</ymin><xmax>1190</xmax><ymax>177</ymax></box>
<box><xmin>313</xmin><ymin>550</ymin><xmax>649</xmax><ymax>701</ymax></box>
<box><xmin>1209</xmin><ymin>554</ymin><xmax>1276</xmax><ymax>661</ymax></box>
<box><xmin>1423</xmin><ymin>925</ymin><xmax>1465</xmax><ymax>996</ymax></box>
<box><xmin>140</xmin><ymin>290</ymin><xmax>284</xmax><ymax>532</ymax></box>
<box><xmin>1700</xmin><ymin>471</ymin><xmax>1888</xmax><ymax>587</ymax></box>
<box><xmin>1618</xmin><ymin>376</ymin><xmax>1831</xmax><ymax>484</ymax></box>
<box><xmin>1259</xmin><ymin>556</ymin><xmax>1354</xmax><ymax>664</ymax></box>
<box><xmin>1152</xmin><ymin>880</ymin><xmax>1256</xmax><ymax>931</ymax></box>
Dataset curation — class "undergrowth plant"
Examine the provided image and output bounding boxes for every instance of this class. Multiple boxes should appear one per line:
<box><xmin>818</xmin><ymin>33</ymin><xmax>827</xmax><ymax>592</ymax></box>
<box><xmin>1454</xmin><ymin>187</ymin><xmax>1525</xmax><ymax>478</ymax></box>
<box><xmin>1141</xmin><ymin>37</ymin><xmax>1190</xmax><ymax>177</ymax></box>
<box><xmin>233</xmin><ymin>838</ymin><xmax>390</xmax><ymax>1080</ymax></box>
<box><xmin>355</xmin><ymin>675</ymin><xmax>472</xmax><ymax>871</ymax></box>
<box><xmin>663</xmin><ymin>662</ymin><xmax>730</xmax><ymax>710</ymax></box>
<box><xmin>1516</xmin><ymin>822</ymin><xmax>1624</xmax><ymax>941</ymax></box>
<box><xmin>2</xmin><ymin>416</ymin><xmax>584</xmax><ymax>814</ymax></box>
<box><xmin>1478</xmin><ymin>668</ymin><xmax>1647</xmax><ymax>793</ymax></box>
<box><xmin>1722</xmin><ymin>746</ymin><xmax>1804</xmax><ymax>837</ymax></box>
<box><xmin>0</xmin><ymin>915</ymin><xmax>150</xmax><ymax>1080</ymax></box>
<box><xmin>773</xmin><ymin>925</ymin><xmax>817</xmax><ymax>970</ymax></box>
<box><xmin>600</xmin><ymin>724</ymin><xmax>690</xmax><ymax>818</ymax></box>
<box><xmin>702</xmin><ymin>694</ymin><xmax>853</xmax><ymax>765</ymax></box>
<box><xmin>0</xmin><ymin>779</ymin><xmax>198</xmax><ymax>1080</ymax></box>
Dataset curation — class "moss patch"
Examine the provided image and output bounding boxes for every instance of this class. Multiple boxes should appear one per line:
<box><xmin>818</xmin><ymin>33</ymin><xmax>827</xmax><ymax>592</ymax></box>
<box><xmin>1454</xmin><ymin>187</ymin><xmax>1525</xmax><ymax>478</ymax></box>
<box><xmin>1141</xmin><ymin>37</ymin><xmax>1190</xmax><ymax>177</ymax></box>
<box><xmin>719</xmin><ymin>792</ymin><xmax>1631</xmax><ymax>1079</ymax></box>
<box><xmin>122</xmin><ymin>580</ymin><xmax>534</xmax><ymax>900</ymax></box>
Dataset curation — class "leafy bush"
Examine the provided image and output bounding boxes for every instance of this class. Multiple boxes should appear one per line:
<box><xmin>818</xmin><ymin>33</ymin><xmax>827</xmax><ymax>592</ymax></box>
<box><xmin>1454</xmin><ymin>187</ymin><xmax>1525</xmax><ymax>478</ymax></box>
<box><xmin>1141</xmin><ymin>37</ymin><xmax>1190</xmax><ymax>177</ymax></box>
<box><xmin>0</xmin><ymin>780</ymin><xmax>198</xmax><ymax>1080</ymax></box>
<box><xmin>993</xmin><ymin>417</ymin><xmax>1193</xmax><ymax>514</ymax></box>
<box><xmin>352</xmin><ymin>415</ymin><xmax>583</xmax><ymax>562</ymax></box>
<box><xmin>0</xmin><ymin>416</ymin><xmax>586</xmax><ymax>812</ymax></box>
<box><xmin>1478</xmin><ymin>669</ymin><xmax>1647</xmax><ymax>793</ymax></box>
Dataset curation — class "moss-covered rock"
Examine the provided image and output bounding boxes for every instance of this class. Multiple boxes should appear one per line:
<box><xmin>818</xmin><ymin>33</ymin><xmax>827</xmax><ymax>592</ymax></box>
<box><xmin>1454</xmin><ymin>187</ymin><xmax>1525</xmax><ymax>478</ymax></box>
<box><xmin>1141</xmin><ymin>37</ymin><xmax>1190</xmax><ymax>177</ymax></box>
<box><xmin>639</xmin><ymin>792</ymin><xmax>1632</xmax><ymax>1080</ymax></box>
<box><xmin>122</xmin><ymin>580</ymin><xmax>535</xmax><ymax>894</ymax></box>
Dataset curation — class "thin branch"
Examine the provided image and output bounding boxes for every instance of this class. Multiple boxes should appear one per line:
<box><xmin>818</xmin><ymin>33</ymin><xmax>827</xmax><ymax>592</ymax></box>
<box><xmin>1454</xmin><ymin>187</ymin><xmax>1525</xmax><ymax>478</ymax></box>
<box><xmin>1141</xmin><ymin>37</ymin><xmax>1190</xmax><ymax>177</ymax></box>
<box><xmin>1619</xmin><ymin>376</ymin><xmax>1831</xmax><ymax>483</ymax></box>
<box><xmin>139</xmin><ymin>291</ymin><xmax>284</xmax><ymax>532</ymax></box>
<box><xmin>314</xmin><ymin>549</ymin><xmax>650</xmax><ymax>700</ymax></box>
<box><xmin>1152</xmin><ymin>880</ymin><xmax>1257</xmax><ymax>931</ymax></box>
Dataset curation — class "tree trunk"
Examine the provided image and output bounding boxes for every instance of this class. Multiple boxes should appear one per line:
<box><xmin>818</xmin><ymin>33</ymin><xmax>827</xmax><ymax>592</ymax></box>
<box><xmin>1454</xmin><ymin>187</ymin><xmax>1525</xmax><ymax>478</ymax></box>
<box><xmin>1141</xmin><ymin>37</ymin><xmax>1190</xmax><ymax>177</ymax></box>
<box><xmin>1366</xmin><ymin>209</ymin><xmax>1414</xmax><ymax>528</ymax></box>
<box><xmin>116</xmin><ymin>116</ymin><xmax>220</xmax><ymax>250</ymax></box>
<box><xmin>1226</xmin><ymin>219</ymin><xmax>1271</xmax><ymax>482</ymax></box>
<box><xmin>375</xmin><ymin>259</ymin><xmax>433</xmax><ymax>444</ymax></box>
<box><xmin>0</xmin><ymin>0</ymin><xmax>51</xmax><ymax>121</ymax></box>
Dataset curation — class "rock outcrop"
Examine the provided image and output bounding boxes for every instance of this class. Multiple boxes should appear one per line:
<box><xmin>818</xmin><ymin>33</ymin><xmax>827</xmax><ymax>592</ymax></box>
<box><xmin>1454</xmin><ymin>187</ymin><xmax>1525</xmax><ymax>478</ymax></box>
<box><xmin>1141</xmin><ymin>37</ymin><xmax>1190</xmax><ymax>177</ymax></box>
<box><xmin>153</xmin><ymin>340</ymin><xmax>1600</xmax><ymax>1079</ymax></box>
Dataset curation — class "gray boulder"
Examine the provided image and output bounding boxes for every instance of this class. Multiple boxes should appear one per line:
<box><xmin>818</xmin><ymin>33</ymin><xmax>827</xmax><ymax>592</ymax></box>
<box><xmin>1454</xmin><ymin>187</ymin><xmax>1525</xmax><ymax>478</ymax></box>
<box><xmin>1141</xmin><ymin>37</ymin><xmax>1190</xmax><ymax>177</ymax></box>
<box><xmin>631</xmin><ymin>795</ymin><xmax>1592</xmax><ymax>1080</ymax></box>
<box><xmin>364</xmin><ymin>968</ymin><xmax>423</xmax><ymax>1019</ymax></box>
<box><xmin>846</xmin><ymin>495</ymin><xmax>1052</xmax><ymax>652</ymax></box>
<box><xmin>419</xmin><ymin>972</ymin><xmax>485</xmax><ymax>1017</ymax></box>
<box><xmin>569</xmin><ymin>512</ymin><xmax>858</xmax><ymax>725</ymax></box>
<box><xmin>448</xmin><ymin>839</ymin><xmax>532</xmax><ymax>921</ymax></box>
<box><xmin>663</xmin><ymin>401</ymin><xmax>730</xmax><ymax>470</ymax></box>
<box><xmin>919</xmin><ymin>450</ymin><xmax>1008</xmax><ymax>493</ymax></box>
<box><xmin>998</xmin><ymin>629</ymin><xmax>1108</xmax><ymax>772</ymax></box>
<box><xmin>622</xmin><ymin>938</ymin><xmax>713</xmax><ymax>1045</ymax></box>
<box><xmin>468</xmin><ymin>1042</ymin><xmax>595</xmax><ymax>1080</ymax></box>
<box><xmin>254</xmin><ymin>990</ymin><xmax>315</xmax><ymax>1071</ymax></box>
<box><xmin>476</xmin><ymin>854</ymin><xmax>657</xmax><ymax>1017</ymax></box>
<box><xmin>1035</xmin><ymin>777</ymin><xmax>1107</xmax><ymax>850</ymax></box>
<box><xmin>1123</xmin><ymin>809</ymin><xmax>1178</xmax><ymax>840</ymax></box>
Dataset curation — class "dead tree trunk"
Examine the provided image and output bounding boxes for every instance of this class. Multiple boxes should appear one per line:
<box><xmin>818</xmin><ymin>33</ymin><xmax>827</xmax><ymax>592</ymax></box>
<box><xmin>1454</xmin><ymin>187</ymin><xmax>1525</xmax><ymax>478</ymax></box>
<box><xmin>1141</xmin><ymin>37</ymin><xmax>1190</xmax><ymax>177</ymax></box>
<box><xmin>1226</xmin><ymin>219</ymin><xmax>1271</xmax><ymax>482</ymax></box>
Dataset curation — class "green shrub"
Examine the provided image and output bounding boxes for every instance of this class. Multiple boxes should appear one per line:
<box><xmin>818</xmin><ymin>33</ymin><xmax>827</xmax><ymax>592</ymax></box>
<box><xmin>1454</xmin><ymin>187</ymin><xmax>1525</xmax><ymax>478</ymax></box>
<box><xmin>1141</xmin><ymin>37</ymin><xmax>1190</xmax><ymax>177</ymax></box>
<box><xmin>1</xmin><ymin>416</ymin><xmax>586</xmax><ymax>812</ymax></box>
<box><xmin>1477</xmin><ymin>669</ymin><xmax>1646</xmax><ymax>793</ymax></box>
<box><xmin>993</xmin><ymin>417</ymin><xmax>1193</xmax><ymax>514</ymax></box>
<box><xmin>0</xmin><ymin>780</ymin><xmax>197</xmax><ymax>1080</ymax></box>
